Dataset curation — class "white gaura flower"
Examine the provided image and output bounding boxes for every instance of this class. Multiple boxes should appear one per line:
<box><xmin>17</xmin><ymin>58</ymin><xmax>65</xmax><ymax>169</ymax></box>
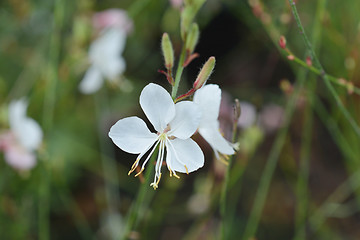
<box><xmin>79</xmin><ymin>27</ymin><xmax>127</xmax><ymax>94</ymax></box>
<box><xmin>108</xmin><ymin>83</ymin><xmax>204</xmax><ymax>189</ymax></box>
<box><xmin>0</xmin><ymin>99</ymin><xmax>43</xmax><ymax>170</ymax></box>
<box><xmin>193</xmin><ymin>84</ymin><xmax>236</xmax><ymax>160</ymax></box>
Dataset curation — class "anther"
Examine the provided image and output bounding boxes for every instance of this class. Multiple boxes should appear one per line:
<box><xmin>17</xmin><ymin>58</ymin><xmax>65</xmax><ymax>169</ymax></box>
<box><xmin>184</xmin><ymin>165</ymin><xmax>189</xmax><ymax>175</ymax></box>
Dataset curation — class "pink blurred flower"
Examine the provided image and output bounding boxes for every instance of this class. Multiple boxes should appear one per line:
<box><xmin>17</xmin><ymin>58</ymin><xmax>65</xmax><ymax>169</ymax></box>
<box><xmin>92</xmin><ymin>9</ymin><xmax>133</xmax><ymax>34</ymax></box>
<box><xmin>237</xmin><ymin>101</ymin><xmax>257</xmax><ymax>128</ymax></box>
<box><xmin>0</xmin><ymin>99</ymin><xmax>43</xmax><ymax>170</ymax></box>
<box><xmin>170</xmin><ymin>0</ymin><xmax>183</xmax><ymax>9</ymax></box>
<box><xmin>258</xmin><ymin>104</ymin><xmax>285</xmax><ymax>133</ymax></box>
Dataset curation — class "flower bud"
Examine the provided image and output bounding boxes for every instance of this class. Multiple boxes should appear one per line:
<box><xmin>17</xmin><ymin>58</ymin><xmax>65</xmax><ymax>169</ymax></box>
<box><xmin>347</xmin><ymin>82</ymin><xmax>354</xmax><ymax>95</ymax></box>
<box><xmin>180</xmin><ymin>6</ymin><xmax>195</xmax><ymax>39</ymax></box>
<box><xmin>234</xmin><ymin>99</ymin><xmax>241</xmax><ymax>122</ymax></box>
<box><xmin>180</xmin><ymin>0</ymin><xmax>205</xmax><ymax>39</ymax></box>
<box><xmin>185</xmin><ymin>23</ymin><xmax>199</xmax><ymax>53</ymax></box>
<box><xmin>161</xmin><ymin>33</ymin><xmax>174</xmax><ymax>70</ymax></box>
<box><xmin>279</xmin><ymin>35</ymin><xmax>286</xmax><ymax>49</ymax></box>
<box><xmin>193</xmin><ymin>56</ymin><xmax>215</xmax><ymax>89</ymax></box>
<box><xmin>306</xmin><ymin>56</ymin><xmax>312</xmax><ymax>66</ymax></box>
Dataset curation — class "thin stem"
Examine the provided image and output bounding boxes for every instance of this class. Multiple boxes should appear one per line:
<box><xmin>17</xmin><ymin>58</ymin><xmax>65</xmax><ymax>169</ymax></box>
<box><xmin>242</xmin><ymin>70</ymin><xmax>307</xmax><ymax>240</ymax></box>
<box><xmin>288</xmin><ymin>0</ymin><xmax>360</xmax><ymax>137</ymax></box>
<box><xmin>294</xmin><ymin>0</ymin><xmax>326</xmax><ymax>238</ymax></box>
<box><xmin>289</xmin><ymin>56</ymin><xmax>360</xmax><ymax>95</ymax></box>
<box><xmin>220</xmin><ymin>120</ymin><xmax>239</xmax><ymax>239</ymax></box>
<box><xmin>121</xmin><ymin>153</ymin><xmax>156</xmax><ymax>240</ymax></box>
<box><xmin>294</xmin><ymin>72</ymin><xmax>314</xmax><ymax>240</ymax></box>
<box><xmin>171</xmin><ymin>47</ymin><xmax>187</xmax><ymax>99</ymax></box>
<box><xmin>39</xmin><ymin>0</ymin><xmax>64</xmax><ymax>239</ymax></box>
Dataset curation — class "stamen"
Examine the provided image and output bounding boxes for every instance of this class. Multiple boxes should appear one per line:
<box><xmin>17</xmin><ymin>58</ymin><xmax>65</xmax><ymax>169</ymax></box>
<box><xmin>150</xmin><ymin>173</ymin><xmax>161</xmax><ymax>190</ymax></box>
<box><xmin>134</xmin><ymin>167</ymin><xmax>145</xmax><ymax>177</ymax></box>
<box><xmin>139</xmin><ymin>139</ymin><xmax>160</xmax><ymax>171</ymax></box>
<box><xmin>128</xmin><ymin>138</ymin><xmax>158</xmax><ymax>175</ymax></box>
<box><xmin>128</xmin><ymin>158</ymin><xmax>141</xmax><ymax>175</ymax></box>
<box><xmin>173</xmin><ymin>173</ymin><xmax>180</xmax><ymax>179</ymax></box>
<box><xmin>184</xmin><ymin>165</ymin><xmax>189</xmax><ymax>175</ymax></box>
<box><xmin>164</xmin><ymin>141</ymin><xmax>177</xmax><ymax>178</ymax></box>
<box><xmin>219</xmin><ymin>154</ymin><xmax>230</xmax><ymax>166</ymax></box>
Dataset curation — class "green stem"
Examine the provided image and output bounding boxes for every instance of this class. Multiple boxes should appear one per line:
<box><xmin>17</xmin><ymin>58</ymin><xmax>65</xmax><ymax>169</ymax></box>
<box><xmin>220</xmin><ymin>121</ymin><xmax>239</xmax><ymax>239</ymax></box>
<box><xmin>288</xmin><ymin>0</ymin><xmax>360</xmax><ymax>137</ymax></box>
<box><xmin>294</xmin><ymin>0</ymin><xmax>325</xmax><ymax>238</ymax></box>
<box><xmin>242</xmin><ymin>69</ymin><xmax>306</xmax><ymax>240</ymax></box>
<box><xmin>121</xmin><ymin>154</ymin><xmax>156</xmax><ymax>240</ymax></box>
<box><xmin>294</xmin><ymin>72</ymin><xmax>314</xmax><ymax>240</ymax></box>
<box><xmin>171</xmin><ymin>47</ymin><xmax>187</xmax><ymax>99</ymax></box>
<box><xmin>289</xmin><ymin>56</ymin><xmax>360</xmax><ymax>95</ymax></box>
<box><xmin>39</xmin><ymin>0</ymin><xmax>64</xmax><ymax>239</ymax></box>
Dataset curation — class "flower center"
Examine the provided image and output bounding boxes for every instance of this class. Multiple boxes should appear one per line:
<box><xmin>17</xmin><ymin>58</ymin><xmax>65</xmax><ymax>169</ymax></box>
<box><xmin>158</xmin><ymin>132</ymin><xmax>167</xmax><ymax>142</ymax></box>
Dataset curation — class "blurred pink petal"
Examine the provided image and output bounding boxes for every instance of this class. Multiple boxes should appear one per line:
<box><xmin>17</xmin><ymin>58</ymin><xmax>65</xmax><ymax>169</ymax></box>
<box><xmin>170</xmin><ymin>0</ymin><xmax>183</xmax><ymax>9</ymax></box>
<box><xmin>5</xmin><ymin>143</ymin><xmax>36</xmax><ymax>170</ymax></box>
<box><xmin>258</xmin><ymin>104</ymin><xmax>285</xmax><ymax>133</ymax></box>
<box><xmin>0</xmin><ymin>99</ymin><xmax>43</xmax><ymax>170</ymax></box>
<box><xmin>93</xmin><ymin>9</ymin><xmax>133</xmax><ymax>34</ymax></box>
<box><xmin>237</xmin><ymin>101</ymin><xmax>257</xmax><ymax>128</ymax></box>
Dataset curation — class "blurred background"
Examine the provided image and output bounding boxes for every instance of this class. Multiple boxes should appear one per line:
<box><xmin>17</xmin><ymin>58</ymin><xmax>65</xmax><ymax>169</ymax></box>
<box><xmin>1</xmin><ymin>0</ymin><xmax>360</xmax><ymax>239</ymax></box>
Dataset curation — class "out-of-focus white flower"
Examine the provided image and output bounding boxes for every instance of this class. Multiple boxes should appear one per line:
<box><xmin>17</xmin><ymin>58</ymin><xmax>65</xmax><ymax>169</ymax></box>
<box><xmin>79</xmin><ymin>28</ymin><xmax>127</xmax><ymax>94</ymax></box>
<box><xmin>258</xmin><ymin>103</ymin><xmax>285</xmax><ymax>133</ymax></box>
<box><xmin>0</xmin><ymin>99</ymin><xmax>43</xmax><ymax>170</ymax></box>
<box><xmin>193</xmin><ymin>84</ymin><xmax>236</xmax><ymax>160</ymax></box>
<box><xmin>108</xmin><ymin>83</ymin><xmax>204</xmax><ymax>189</ymax></box>
<box><xmin>79</xmin><ymin>9</ymin><xmax>133</xmax><ymax>95</ymax></box>
<box><xmin>237</xmin><ymin>101</ymin><xmax>257</xmax><ymax>128</ymax></box>
<box><xmin>92</xmin><ymin>9</ymin><xmax>133</xmax><ymax>34</ymax></box>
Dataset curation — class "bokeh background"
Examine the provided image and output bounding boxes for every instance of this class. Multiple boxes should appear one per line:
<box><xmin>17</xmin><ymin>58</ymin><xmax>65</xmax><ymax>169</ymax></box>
<box><xmin>1</xmin><ymin>0</ymin><xmax>360</xmax><ymax>239</ymax></box>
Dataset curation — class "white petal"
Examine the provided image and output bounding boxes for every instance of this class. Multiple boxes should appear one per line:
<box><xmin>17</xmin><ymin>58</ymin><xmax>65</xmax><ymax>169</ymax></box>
<box><xmin>14</xmin><ymin>118</ymin><xmax>43</xmax><ymax>151</ymax></box>
<box><xmin>5</xmin><ymin>144</ymin><xmax>37</xmax><ymax>170</ymax></box>
<box><xmin>193</xmin><ymin>84</ymin><xmax>221</xmax><ymax>125</ymax></box>
<box><xmin>9</xmin><ymin>98</ymin><xmax>27</xmax><ymax>131</ymax></box>
<box><xmin>108</xmin><ymin>116</ymin><xmax>158</xmax><ymax>154</ymax></box>
<box><xmin>140</xmin><ymin>83</ymin><xmax>175</xmax><ymax>132</ymax></box>
<box><xmin>88</xmin><ymin>28</ymin><xmax>127</xmax><ymax>81</ymax></box>
<box><xmin>166</xmin><ymin>138</ymin><xmax>204</xmax><ymax>173</ymax></box>
<box><xmin>79</xmin><ymin>66</ymin><xmax>104</xmax><ymax>94</ymax></box>
<box><xmin>102</xmin><ymin>56</ymin><xmax>126</xmax><ymax>81</ymax></box>
<box><xmin>9</xmin><ymin>99</ymin><xmax>43</xmax><ymax>151</ymax></box>
<box><xmin>198</xmin><ymin>121</ymin><xmax>235</xmax><ymax>156</ymax></box>
<box><xmin>89</xmin><ymin>28</ymin><xmax>126</xmax><ymax>62</ymax></box>
<box><xmin>168</xmin><ymin>101</ymin><xmax>201</xmax><ymax>139</ymax></box>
